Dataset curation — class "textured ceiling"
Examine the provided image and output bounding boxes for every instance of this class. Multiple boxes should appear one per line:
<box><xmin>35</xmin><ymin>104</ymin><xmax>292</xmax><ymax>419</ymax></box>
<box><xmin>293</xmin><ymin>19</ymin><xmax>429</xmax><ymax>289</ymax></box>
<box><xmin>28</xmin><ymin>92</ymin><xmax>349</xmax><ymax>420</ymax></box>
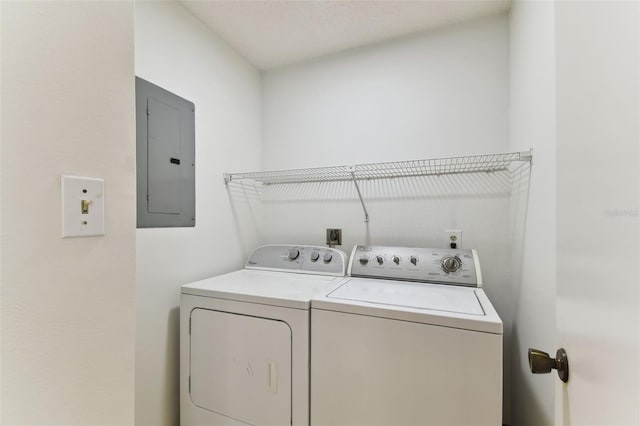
<box><xmin>179</xmin><ymin>0</ymin><xmax>512</xmax><ymax>70</ymax></box>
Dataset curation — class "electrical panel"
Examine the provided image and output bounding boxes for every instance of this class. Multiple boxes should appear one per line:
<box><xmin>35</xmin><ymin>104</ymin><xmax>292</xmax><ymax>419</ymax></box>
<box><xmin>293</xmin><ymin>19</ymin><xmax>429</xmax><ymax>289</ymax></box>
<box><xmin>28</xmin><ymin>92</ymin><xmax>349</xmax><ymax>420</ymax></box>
<box><xmin>136</xmin><ymin>77</ymin><xmax>195</xmax><ymax>228</ymax></box>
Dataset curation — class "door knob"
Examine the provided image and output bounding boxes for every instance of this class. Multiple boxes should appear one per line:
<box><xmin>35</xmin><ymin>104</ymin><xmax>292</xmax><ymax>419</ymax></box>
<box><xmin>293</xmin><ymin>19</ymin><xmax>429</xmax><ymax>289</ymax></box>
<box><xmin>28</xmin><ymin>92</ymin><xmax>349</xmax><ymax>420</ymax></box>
<box><xmin>528</xmin><ymin>348</ymin><xmax>569</xmax><ymax>383</ymax></box>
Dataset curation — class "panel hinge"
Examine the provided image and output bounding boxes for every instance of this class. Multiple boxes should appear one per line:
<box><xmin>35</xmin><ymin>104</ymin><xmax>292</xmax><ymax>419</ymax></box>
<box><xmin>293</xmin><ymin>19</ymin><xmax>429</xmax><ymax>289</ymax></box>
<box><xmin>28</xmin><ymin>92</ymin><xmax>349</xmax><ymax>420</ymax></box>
<box><xmin>146</xmin><ymin>193</ymin><xmax>150</xmax><ymax>202</ymax></box>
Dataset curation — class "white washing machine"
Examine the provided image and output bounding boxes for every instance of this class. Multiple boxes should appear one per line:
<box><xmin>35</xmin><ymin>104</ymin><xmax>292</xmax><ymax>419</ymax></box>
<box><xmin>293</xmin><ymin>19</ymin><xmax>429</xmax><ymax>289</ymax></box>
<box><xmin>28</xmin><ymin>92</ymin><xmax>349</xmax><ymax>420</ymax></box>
<box><xmin>311</xmin><ymin>245</ymin><xmax>503</xmax><ymax>426</ymax></box>
<box><xmin>180</xmin><ymin>245</ymin><xmax>346</xmax><ymax>426</ymax></box>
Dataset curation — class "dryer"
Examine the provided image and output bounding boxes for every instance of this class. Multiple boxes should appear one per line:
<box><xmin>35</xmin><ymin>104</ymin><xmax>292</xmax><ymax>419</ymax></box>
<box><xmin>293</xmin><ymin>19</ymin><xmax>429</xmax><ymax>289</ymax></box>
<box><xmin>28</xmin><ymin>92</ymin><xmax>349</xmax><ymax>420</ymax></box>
<box><xmin>181</xmin><ymin>245</ymin><xmax>346</xmax><ymax>426</ymax></box>
<box><xmin>311</xmin><ymin>245</ymin><xmax>503</xmax><ymax>426</ymax></box>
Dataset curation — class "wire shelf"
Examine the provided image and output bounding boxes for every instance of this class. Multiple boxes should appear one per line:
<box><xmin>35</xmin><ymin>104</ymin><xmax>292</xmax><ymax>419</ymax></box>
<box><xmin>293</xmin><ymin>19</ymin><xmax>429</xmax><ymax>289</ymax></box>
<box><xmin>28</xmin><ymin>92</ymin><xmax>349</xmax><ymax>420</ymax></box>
<box><xmin>223</xmin><ymin>150</ymin><xmax>532</xmax><ymax>185</ymax></box>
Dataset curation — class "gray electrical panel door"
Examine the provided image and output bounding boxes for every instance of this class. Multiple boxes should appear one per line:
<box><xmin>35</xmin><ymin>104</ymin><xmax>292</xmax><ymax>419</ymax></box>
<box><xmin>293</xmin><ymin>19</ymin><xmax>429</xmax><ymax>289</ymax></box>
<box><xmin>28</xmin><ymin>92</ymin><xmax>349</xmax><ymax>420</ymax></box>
<box><xmin>136</xmin><ymin>77</ymin><xmax>195</xmax><ymax>228</ymax></box>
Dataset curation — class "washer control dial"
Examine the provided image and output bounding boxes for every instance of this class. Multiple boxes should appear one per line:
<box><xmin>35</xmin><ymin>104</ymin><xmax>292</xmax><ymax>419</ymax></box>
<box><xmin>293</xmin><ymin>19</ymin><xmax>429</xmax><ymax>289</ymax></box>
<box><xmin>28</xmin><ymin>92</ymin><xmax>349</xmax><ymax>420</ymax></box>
<box><xmin>376</xmin><ymin>255</ymin><xmax>384</xmax><ymax>265</ymax></box>
<box><xmin>310</xmin><ymin>251</ymin><xmax>320</xmax><ymax>262</ymax></box>
<box><xmin>392</xmin><ymin>255</ymin><xmax>400</xmax><ymax>265</ymax></box>
<box><xmin>323</xmin><ymin>253</ymin><xmax>333</xmax><ymax>263</ymax></box>
<box><xmin>410</xmin><ymin>256</ymin><xmax>418</xmax><ymax>266</ymax></box>
<box><xmin>359</xmin><ymin>256</ymin><xmax>369</xmax><ymax>265</ymax></box>
<box><xmin>288</xmin><ymin>248</ymin><xmax>300</xmax><ymax>260</ymax></box>
<box><xmin>441</xmin><ymin>256</ymin><xmax>462</xmax><ymax>273</ymax></box>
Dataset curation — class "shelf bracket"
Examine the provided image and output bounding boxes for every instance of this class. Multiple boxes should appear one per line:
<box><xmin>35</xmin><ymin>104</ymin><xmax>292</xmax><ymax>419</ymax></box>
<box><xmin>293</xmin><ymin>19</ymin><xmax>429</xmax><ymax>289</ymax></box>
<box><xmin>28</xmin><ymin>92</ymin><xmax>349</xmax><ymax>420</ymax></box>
<box><xmin>349</xmin><ymin>167</ymin><xmax>369</xmax><ymax>223</ymax></box>
<box><xmin>518</xmin><ymin>149</ymin><xmax>533</xmax><ymax>164</ymax></box>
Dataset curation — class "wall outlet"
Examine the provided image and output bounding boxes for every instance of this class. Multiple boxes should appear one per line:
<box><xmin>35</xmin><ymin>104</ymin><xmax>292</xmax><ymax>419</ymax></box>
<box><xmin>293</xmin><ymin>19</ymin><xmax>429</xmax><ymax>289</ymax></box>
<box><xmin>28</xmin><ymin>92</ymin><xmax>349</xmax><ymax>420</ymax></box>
<box><xmin>326</xmin><ymin>228</ymin><xmax>342</xmax><ymax>246</ymax></box>
<box><xmin>445</xmin><ymin>230</ymin><xmax>462</xmax><ymax>249</ymax></box>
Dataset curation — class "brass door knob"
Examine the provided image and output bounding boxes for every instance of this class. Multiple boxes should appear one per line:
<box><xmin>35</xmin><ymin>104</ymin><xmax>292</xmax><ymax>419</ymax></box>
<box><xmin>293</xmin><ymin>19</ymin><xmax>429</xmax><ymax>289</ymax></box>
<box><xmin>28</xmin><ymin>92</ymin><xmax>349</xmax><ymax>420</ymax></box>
<box><xmin>528</xmin><ymin>348</ymin><xmax>569</xmax><ymax>383</ymax></box>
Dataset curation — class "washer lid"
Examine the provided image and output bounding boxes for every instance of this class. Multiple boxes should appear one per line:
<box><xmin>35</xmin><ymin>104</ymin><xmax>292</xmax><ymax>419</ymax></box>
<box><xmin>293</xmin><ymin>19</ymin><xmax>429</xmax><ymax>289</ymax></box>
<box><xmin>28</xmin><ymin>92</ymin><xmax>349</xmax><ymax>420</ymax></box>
<box><xmin>328</xmin><ymin>278</ymin><xmax>484</xmax><ymax>315</ymax></box>
<box><xmin>315</xmin><ymin>278</ymin><xmax>502</xmax><ymax>334</ymax></box>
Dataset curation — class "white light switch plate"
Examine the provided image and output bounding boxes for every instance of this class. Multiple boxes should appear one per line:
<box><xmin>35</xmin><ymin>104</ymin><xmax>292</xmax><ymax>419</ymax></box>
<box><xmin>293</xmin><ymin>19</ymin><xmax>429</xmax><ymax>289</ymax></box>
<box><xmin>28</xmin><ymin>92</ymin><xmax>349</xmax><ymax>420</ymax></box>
<box><xmin>62</xmin><ymin>175</ymin><xmax>105</xmax><ymax>237</ymax></box>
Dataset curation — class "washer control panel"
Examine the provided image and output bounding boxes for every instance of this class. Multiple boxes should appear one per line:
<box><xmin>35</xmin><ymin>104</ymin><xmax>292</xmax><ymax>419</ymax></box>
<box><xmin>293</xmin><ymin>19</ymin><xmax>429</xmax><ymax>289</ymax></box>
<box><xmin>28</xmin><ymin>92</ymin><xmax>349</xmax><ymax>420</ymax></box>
<box><xmin>348</xmin><ymin>245</ymin><xmax>481</xmax><ymax>287</ymax></box>
<box><xmin>245</xmin><ymin>245</ymin><xmax>346</xmax><ymax>276</ymax></box>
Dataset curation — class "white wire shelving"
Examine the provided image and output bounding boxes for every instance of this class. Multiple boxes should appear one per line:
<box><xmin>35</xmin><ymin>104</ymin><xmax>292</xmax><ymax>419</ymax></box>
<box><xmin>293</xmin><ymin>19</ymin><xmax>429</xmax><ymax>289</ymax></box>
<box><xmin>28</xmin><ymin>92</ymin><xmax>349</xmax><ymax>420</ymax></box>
<box><xmin>223</xmin><ymin>149</ymin><xmax>532</xmax><ymax>222</ymax></box>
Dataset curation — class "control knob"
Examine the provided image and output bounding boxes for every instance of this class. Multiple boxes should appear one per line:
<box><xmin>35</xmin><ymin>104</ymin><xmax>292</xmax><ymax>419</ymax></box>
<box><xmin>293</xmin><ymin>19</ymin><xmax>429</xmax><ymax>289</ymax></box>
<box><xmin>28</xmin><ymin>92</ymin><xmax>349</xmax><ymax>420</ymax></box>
<box><xmin>410</xmin><ymin>256</ymin><xmax>418</xmax><ymax>266</ymax></box>
<box><xmin>323</xmin><ymin>253</ymin><xmax>333</xmax><ymax>263</ymax></box>
<box><xmin>376</xmin><ymin>255</ymin><xmax>384</xmax><ymax>265</ymax></box>
<box><xmin>441</xmin><ymin>256</ymin><xmax>462</xmax><ymax>273</ymax></box>
<box><xmin>310</xmin><ymin>251</ymin><xmax>320</xmax><ymax>262</ymax></box>
<box><xmin>359</xmin><ymin>256</ymin><xmax>369</xmax><ymax>265</ymax></box>
<box><xmin>288</xmin><ymin>248</ymin><xmax>300</xmax><ymax>260</ymax></box>
<box><xmin>392</xmin><ymin>255</ymin><xmax>400</xmax><ymax>265</ymax></box>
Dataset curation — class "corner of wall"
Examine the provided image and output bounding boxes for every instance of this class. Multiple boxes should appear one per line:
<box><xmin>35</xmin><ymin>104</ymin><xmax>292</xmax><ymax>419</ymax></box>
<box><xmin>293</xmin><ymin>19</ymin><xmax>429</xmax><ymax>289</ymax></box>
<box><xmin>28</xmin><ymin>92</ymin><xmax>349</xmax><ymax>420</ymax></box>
<box><xmin>508</xmin><ymin>1</ymin><xmax>557</xmax><ymax>425</ymax></box>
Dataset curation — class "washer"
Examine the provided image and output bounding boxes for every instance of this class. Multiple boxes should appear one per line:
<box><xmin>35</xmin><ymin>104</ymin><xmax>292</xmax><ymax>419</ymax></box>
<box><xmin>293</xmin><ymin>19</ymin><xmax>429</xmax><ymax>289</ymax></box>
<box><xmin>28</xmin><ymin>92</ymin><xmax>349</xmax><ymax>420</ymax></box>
<box><xmin>311</xmin><ymin>245</ymin><xmax>503</xmax><ymax>426</ymax></box>
<box><xmin>180</xmin><ymin>245</ymin><xmax>346</xmax><ymax>426</ymax></box>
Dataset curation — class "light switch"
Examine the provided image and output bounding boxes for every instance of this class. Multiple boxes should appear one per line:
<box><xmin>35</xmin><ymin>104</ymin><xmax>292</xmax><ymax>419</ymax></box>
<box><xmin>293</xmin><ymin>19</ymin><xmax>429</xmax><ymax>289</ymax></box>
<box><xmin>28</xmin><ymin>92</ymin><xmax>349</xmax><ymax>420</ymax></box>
<box><xmin>62</xmin><ymin>175</ymin><xmax>105</xmax><ymax>237</ymax></box>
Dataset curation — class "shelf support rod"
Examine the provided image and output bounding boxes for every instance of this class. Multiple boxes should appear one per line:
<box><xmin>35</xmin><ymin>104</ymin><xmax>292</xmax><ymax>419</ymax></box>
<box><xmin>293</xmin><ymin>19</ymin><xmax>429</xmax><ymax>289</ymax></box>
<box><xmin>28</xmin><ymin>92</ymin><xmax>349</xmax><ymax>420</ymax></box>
<box><xmin>349</xmin><ymin>167</ymin><xmax>369</xmax><ymax>223</ymax></box>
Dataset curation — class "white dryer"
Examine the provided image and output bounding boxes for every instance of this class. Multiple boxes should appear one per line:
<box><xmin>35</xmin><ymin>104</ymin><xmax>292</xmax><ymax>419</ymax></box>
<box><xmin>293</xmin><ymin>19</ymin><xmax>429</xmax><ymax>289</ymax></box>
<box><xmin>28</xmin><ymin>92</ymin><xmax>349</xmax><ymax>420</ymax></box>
<box><xmin>311</xmin><ymin>245</ymin><xmax>503</xmax><ymax>426</ymax></box>
<box><xmin>180</xmin><ymin>245</ymin><xmax>346</xmax><ymax>426</ymax></box>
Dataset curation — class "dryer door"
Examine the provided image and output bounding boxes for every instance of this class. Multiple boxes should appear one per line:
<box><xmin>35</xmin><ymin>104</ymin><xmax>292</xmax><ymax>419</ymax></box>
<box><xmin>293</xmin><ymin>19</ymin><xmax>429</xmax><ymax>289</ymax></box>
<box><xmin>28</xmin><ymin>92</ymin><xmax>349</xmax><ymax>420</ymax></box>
<box><xmin>190</xmin><ymin>308</ymin><xmax>292</xmax><ymax>426</ymax></box>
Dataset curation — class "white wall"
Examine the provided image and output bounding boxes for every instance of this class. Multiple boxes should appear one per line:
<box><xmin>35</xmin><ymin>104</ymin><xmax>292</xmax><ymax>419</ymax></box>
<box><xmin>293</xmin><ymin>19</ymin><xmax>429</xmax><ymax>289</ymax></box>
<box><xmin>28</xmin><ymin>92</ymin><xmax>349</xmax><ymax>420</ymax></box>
<box><xmin>259</xmin><ymin>14</ymin><xmax>513</xmax><ymax>422</ymax></box>
<box><xmin>0</xmin><ymin>0</ymin><xmax>4</xmax><ymax>417</ymax></box>
<box><xmin>1</xmin><ymin>2</ymin><xmax>135</xmax><ymax>425</ymax></box>
<box><xmin>508</xmin><ymin>1</ymin><xmax>556</xmax><ymax>425</ymax></box>
<box><xmin>134</xmin><ymin>2</ymin><xmax>262</xmax><ymax>425</ymax></box>
<box><xmin>0</xmin><ymin>0</ymin><xmax>4</xmax><ymax>418</ymax></box>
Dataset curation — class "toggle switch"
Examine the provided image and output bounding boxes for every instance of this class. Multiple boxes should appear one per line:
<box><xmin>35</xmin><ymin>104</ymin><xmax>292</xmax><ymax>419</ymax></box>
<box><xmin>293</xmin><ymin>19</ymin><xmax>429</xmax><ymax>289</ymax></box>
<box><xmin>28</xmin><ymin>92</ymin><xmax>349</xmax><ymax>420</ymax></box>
<box><xmin>81</xmin><ymin>199</ymin><xmax>92</xmax><ymax>214</ymax></box>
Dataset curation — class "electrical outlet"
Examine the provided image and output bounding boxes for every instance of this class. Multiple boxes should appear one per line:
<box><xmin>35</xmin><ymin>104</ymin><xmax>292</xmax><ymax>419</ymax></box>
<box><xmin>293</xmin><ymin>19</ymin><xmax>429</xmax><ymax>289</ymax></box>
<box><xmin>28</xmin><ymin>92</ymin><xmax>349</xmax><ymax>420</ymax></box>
<box><xmin>445</xmin><ymin>230</ymin><xmax>462</xmax><ymax>249</ymax></box>
<box><xmin>326</xmin><ymin>228</ymin><xmax>342</xmax><ymax>246</ymax></box>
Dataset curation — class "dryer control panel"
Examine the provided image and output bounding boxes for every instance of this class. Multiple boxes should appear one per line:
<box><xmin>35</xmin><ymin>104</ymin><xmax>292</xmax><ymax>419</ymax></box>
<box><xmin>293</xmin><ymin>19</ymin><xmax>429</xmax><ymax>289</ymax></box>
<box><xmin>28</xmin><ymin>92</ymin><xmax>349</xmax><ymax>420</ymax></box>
<box><xmin>246</xmin><ymin>245</ymin><xmax>347</xmax><ymax>276</ymax></box>
<box><xmin>348</xmin><ymin>245</ymin><xmax>482</xmax><ymax>287</ymax></box>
